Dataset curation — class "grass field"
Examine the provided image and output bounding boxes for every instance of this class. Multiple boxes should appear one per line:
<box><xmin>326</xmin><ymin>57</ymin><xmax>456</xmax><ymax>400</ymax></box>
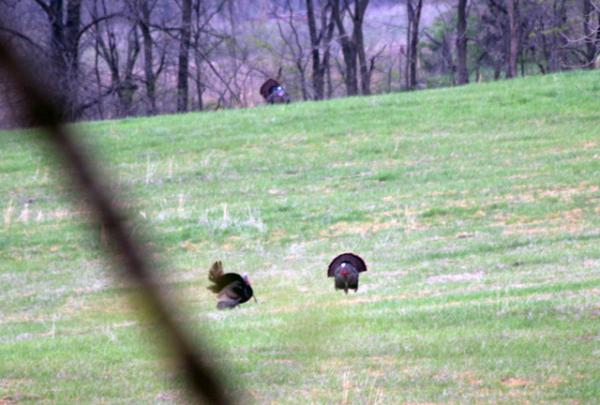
<box><xmin>1</xmin><ymin>70</ymin><xmax>600</xmax><ymax>404</ymax></box>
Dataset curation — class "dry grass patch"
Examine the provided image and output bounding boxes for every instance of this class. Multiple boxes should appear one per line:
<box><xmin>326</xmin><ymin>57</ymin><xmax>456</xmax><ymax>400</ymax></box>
<box><xmin>324</xmin><ymin>210</ymin><xmax>426</xmax><ymax>237</ymax></box>
<box><xmin>501</xmin><ymin>377</ymin><xmax>532</xmax><ymax>388</ymax></box>
<box><xmin>499</xmin><ymin>210</ymin><xmax>587</xmax><ymax>236</ymax></box>
<box><xmin>426</xmin><ymin>272</ymin><xmax>485</xmax><ymax>285</ymax></box>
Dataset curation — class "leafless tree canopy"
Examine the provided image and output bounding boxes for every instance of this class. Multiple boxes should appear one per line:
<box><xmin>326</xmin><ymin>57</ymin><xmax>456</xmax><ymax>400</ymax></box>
<box><xmin>1</xmin><ymin>0</ymin><xmax>598</xmax><ymax>124</ymax></box>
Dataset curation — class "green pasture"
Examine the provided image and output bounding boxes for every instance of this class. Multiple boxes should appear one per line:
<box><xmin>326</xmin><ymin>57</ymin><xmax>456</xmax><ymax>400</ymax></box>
<box><xmin>1</xmin><ymin>70</ymin><xmax>599</xmax><ymax>403</ymax></box>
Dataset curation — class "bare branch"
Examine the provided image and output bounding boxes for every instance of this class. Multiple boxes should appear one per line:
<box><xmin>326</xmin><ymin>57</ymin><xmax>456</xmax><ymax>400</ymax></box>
<box><xmin>0</xmin><ymin>25</ymin><xmax>46</xmax><ymax>53</ymax></box>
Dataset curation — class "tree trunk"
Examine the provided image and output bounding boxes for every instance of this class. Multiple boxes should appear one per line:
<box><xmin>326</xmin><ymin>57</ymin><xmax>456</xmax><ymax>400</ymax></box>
<box><xmin>306</xmin><ymin>0</ymin><xmax>324</xmax><ymax>100</ymax></box>
<box><xmin>456</xmin><ymin>0</ymin><xmax>469</xmax><ymax>85</ymax></box>
<box><xmin>539</xmin><ymin>18</ymin><xmax>551</xmax><ymax>73</ymax></box>
<box><xmin>177</xmin><ymin>0</ymin><xmax>192</xmax><ymax>112</ymax></box>
<box><xmin>64</xmin><ymin>0</ymin><xmax>82</xmax><ymax>117</ymax></box>
<box><xmin>118</xmin><ymin>26</ymin><xmax>140</xmax><ymax>117</ymax></box>
<box><xmin>406</xmin><ymin>0</ymin><xmax>423</xmax><ymax>90</ymax></box>
<box><xmin>305</xmin><ymin>0</ymin><xmax>335</xmax><ymax>100</ymax></box>
<box><xmin>404</xmin><ymin>29</ymin><xmax>410</xmax><ymax>89</ymax></box>
<box><xmin>297</xmin><ymin>60</ymin><xmax>309</xmax><ymax>101</ymax></box>
<box><xmin>195</xmin><ymin>51</ymin><xmax>204</xmax><ymax>111</ymax></box>
<box><xmin>139</xmin><ymin>0</ymin><xmax>156</xmax><ymax>114</ymax></box>
<box><xmin>321</xmin><ymin>3</ymin><xmax>336</xmax><ymax>99</ymax></box>
<box><xmin>597</xmin><ymin>6</ymin><xmax>600</xmax><ymax>67</ymax></box>
<box><xmin>506</xmin><ymin>0</ymin><xmax>518</xmax><ymax>78</ymax></box>
<box><xmin>582</xmin><ymin>0</ymin><xmax>598</xmax><ymax>69</ymax></box>
<box><xmin>46</xmin><ymin>0</ymin><xmax>82</xmax><ymax>119</ymax></box>
<box><xmin>326</xmin><ymin>55</ymin><xmax>333</xmax><ymax>97</ymax></box>
<box><xmin>332</xmin><ymin>0</ymin><xmax>358</xmax><ymax>96</ymax></box>
<box><xmin>353</xmin><ymin>0</ymin><xmax>371</xmax><ymax>95</ymax></box>
<box><xmin>398</xmin><ymin>46</ymin><xmax>404</xmax><ymax>89</ymax></box>
<box><xmin>550</xmin><ymin>0</ymin><xmax>567</xmax><ymax>72</ymax></box>
<box><xmin>93</xmin><ymin>34</ymin><xmax>105</xmax><ymax>119</ymax></box>
<box><xmin>64</xmin><ymin>0</ymin><xmax>82</xmax><ymax>76</ymax></box>
<box><xmin>49</xmin><ymin>0</ymin><xmax>65</xmax><ymax>73</ymax></box>
<box><xmin>341</xmin><ymin>45</ymin><xmax>358</xmax><ymax>96</ymax></box>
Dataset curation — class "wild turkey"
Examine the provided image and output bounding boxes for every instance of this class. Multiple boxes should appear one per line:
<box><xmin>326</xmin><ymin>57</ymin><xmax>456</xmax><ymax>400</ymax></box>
<box><xmin>259</xmin><ymin>78</ymin><xmax>291</xmax><ymax>104</ymax></box>
<box><xmin>208</xmin><ymin>261</ymin><xmax>256</xmax><ymax>309</ymax></box>
<box><xmin>327</xmin><ymin>253</ymin><xmax>367</xmax><ymax>294</ymax></box>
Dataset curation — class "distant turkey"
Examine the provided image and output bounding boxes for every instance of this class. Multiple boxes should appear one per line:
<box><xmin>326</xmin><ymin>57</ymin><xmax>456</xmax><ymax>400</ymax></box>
<box><xmin>208</xmin><ymin>261</ymin><xmax>256</xmax><ymax>309</ymax></box>
<box><xmin>327</xmin><ymin>253</ymin><xmax>367</xmax><ymax>294</ymax></box>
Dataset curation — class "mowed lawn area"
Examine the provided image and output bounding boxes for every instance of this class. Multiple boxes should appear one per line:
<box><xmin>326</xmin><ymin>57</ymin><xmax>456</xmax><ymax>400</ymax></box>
<box><xmin>1</xmin><ymin>71</ymin><xmax>599</xmax><ymax>404</ymax></box>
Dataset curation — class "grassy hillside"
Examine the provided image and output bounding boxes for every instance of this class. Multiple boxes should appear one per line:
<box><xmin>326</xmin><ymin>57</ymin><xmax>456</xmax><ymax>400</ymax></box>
<box><xmin>1</xmin><ymin>71</ymin><xmax>599</xmax><ymax>404</ymax></box>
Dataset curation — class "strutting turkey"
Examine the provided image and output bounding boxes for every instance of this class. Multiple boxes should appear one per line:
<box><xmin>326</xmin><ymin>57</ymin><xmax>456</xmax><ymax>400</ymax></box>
<box><xmin>208</xmin><ymin>261</ymin><xmax>256</xmax><ymax>309</ymax></box>
<box><xmin>327</xmin><ymin>253</ymin><xmax>367</xmax><ymax>294</ymax></box>
<box><xmin>259</xmin><ymin>78</ymin><xmax>291</xmax><ymax>104</ymax></box>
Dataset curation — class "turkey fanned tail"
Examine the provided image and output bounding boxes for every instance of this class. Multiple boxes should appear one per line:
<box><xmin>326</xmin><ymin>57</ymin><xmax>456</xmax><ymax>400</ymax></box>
<box><xmin>207</xmin><ymin>261</ymin><xmax>255</xmax><ymax>309</ymax></box>
<box><xmin>207</xmin><ymin>261</ymin><xmax>225</xmax><ymax>293</ymax></box>
<box><xmin>327</xmin><ymin>253</ymin><xmax>367</xmax><ymax>294</ymax></box>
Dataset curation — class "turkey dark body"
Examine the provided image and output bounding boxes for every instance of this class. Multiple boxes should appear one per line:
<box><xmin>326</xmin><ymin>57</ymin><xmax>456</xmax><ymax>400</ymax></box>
<box><xmin>208</xmin><ymin>261</ymin><xmax>255</xmax><ymax>309</ymax></box>
<box><xmin>259</xmin><ymin>78</ymin><xmax>291</xmax><ymax>104</ymax></box>
<box><xmin>327</xmin><ymin>253</ymin><xmax>367</xmax><ymax>294</ymax></box>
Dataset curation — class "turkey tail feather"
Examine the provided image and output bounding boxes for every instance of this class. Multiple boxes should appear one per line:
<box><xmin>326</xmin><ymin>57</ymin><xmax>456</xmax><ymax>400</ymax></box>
<box><xmin>207</xmin><ymin>261</ymin><xmax>224</xmax><ymax>293</ymax></box>
<box><xmin>327</xmin><ymin>253</ymin><xmax>367</xmax><ymax>277</ymax></box>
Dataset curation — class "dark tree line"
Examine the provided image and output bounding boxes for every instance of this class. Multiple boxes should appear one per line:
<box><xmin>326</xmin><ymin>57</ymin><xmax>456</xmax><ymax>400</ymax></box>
<box><xmin>1</xmin><ymin>0</ymin><xmax>599</xmax><ymax>124</ymax></box>
<box><xmin>423</xmin><ymin>0</ymin><xmax>600</xmax><ymax>86</ymax></box>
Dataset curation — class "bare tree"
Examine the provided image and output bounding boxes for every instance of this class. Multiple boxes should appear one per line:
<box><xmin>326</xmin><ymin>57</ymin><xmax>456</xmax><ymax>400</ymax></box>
<box><xmin>92</xmin><ymin>0</ymin><xmax>141</xmax><ymax>117</ymax></box>
<box><xmin>134</xmin><ymin>0</ymin><xmax>158</xmax><ymax>114</ymax></box>
<box><xmin>423</xmin><ymin>27</ymin><xmax>456</xmax><ymax>85</ymax></box>
<box><xmin>34</xmin><ymin>0</ymin><xmax>83</xmax><ymax>117</ymax></box>
<box><xmin>506</xmin><ymin>0</ymin><xmax>519</xmax><ymax>77</ymax></box>
<box><xmin>177</xmin><ymin>0</ymin><xmax>192</xmax><ymax>112</ymax></box>
<box><xmin>406</xmin><ymin>0</ymin><xmax>423</xmax><ymax>89</ymax></box>
<box><xmin>223</xmin><ymin>0</ymin><xmax>246</xmax><ymax>107</ymax></box>
<box><xmin>332</xmin><ymin>0</ymin><xmax>357</xmax><ymax>95</ymax></box>
<box><xmin>190</xmin><ymin>0</ymin><xmax>214</xmax><ymax>111</ymax></box>
<box><xmin>582</xmin><ymin>0</ymin><xmax>600</xmax><ymax>68</ymax></box>
<box><xmin>306</xmin><ymin>0</ymin><xmax>335</xmax><ymax>100</ymax></box>
<box><xmin>331</xmin><ymin>0</ymin><xmax>371</xmax><ymax>96</ymax></box>
<box><xmin>352</xmin><ymin>0</ymin><xmax>371</xmax><ymax>95</ymax></box>
<box><xmin>273</xmin><ymin>0</ymin><xmax>310</xmax><ymax>100</ymax></box>
<box><xmin>3</xmin><ymin>0</ymin><xmax>600</xmax><ymax>122</ymax></box>
<box><xmin>0</xmin><ymin>0</ymin><xmax>125</xmax><ymax>119</ymax></box>
<box><xmin>456</xmin><ymin>0</ymin><xmax>469</xmax><ymax>84</ymax></box>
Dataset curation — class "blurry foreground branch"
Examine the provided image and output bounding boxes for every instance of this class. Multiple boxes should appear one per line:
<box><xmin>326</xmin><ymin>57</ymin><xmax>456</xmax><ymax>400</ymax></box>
<box><xmin>0</xmin><ymin>37</ymin><xmax>232</xmax><ymax>405</ymax></box>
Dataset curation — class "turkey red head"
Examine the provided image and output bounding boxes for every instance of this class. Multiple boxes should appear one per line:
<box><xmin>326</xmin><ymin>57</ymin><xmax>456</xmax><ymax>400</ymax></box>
<box><xmin>327</xmin><ymin>253</ymin><xmax>367</xmax><ymax>294</ymax></box>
